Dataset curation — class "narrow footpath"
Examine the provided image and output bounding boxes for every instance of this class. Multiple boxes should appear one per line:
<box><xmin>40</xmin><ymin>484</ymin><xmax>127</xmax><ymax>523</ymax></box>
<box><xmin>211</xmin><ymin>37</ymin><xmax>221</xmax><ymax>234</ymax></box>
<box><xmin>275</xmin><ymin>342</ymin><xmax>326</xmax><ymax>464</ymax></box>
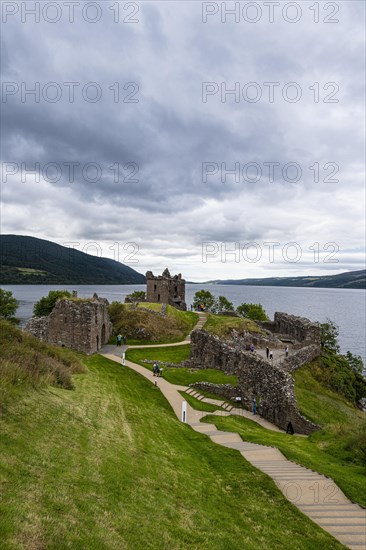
<box><xmin>100</xmin><ymin>313</ymin><xmax>365</xmax><ymax>550</ymax></box>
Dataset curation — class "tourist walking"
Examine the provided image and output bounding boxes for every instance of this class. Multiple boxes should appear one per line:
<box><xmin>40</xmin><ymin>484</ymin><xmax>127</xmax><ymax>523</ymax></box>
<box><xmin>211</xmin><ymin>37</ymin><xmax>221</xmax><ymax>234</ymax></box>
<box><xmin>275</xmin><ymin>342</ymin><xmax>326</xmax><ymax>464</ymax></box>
<box><xmin>285</xmin><ymin>346</ymin><xmax>289</xmax><ymax>357</ymax></box>
<box><xmin>153</xmin><ymin>362</ymin><xmax>159</xmax><ymax>376</ymax></box>
<box><xmin>117</xmin><ymin>334</ymin><xmax>122</xmax><ymax>347</ymax></box>
<box><xmin>266</xmin><ymin>347</ymin><xmax>269</xmax><ymax>359</ymax></box>
<box><xmin>269</xmin><ymin>350</ymin><xmax>273</xmax><ymax>360</ymax></box>
<box><xmin>159</xmin><ymin>367</ymin><xmax>164</xmax><ymax>378</ymax></box>
<box><xmin>253</xmin><ymin>398</ymin><xmax>257</xmax><ymax>415</ymax></box>
<box><xmin>123</xmin><ymin>335</ymin><xmax>127</xmax><ymax>345</ymax></box>
<box><xmin>250</xmin><ymin>343</ymin><xmax>255</xmax><ymax>353</ymax></box>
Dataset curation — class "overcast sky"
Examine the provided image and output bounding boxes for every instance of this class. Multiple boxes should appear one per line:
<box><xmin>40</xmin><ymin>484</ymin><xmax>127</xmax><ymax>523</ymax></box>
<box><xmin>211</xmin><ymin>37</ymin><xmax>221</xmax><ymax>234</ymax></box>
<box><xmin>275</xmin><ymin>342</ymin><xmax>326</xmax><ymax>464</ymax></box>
<box><xmin>1</xmin><ymin>1</ymin><xmax>365</xmax><ymax>281</ymax></box>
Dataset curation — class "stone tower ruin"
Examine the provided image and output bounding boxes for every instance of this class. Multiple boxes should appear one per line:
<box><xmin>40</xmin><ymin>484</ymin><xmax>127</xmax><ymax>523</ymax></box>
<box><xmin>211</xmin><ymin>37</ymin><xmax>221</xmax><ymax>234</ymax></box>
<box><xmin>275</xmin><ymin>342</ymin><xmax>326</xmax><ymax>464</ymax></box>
<box><xmin>146</xmin><ymin>268</ymin><xmax>187</xmax><ymax>310</ymax></box>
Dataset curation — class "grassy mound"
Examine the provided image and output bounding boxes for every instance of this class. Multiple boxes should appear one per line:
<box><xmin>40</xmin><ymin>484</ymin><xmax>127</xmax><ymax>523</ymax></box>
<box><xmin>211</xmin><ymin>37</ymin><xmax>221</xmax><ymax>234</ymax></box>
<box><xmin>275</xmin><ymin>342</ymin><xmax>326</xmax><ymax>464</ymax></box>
<box><xmin>109</xmin><ymin>302</ymin><xmax>198</xmax><ymax>344</ymax></box>
<box><xmin>0</xmin><ymin>353</ymin><xmax>345</xmax><ymax>549</ymax></box>
<box><xmin>0</xmin><ymin>320</ymin><xmax>84</xmax><ymax>410</ymax></box>
<box><xmin>203</xmin><ymin>313</ymin><xmax>263</xmax><ymax>338</ymax></box>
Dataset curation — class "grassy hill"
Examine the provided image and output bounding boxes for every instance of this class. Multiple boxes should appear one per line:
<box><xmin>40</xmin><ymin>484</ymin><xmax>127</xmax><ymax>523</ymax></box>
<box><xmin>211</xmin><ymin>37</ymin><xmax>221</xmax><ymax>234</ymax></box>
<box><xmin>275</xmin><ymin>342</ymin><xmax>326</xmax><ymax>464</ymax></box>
<box><xmin>109</xmin><ymin>302</ymin><xmax>198</xmax><ymax>344</ymax></box>
<box><xmin>0</xmin><ymin>235</ymin><xmax>146</xmax><ymax>284</ymax></box>
<box><xmin>207</xmin><ymin>269</ymin><xmax>366</xmax><ymax>289</ymax></box>
<box><xmin>0</xmin><ymin>322</ymin><xmax>345</xmax><ymax>549</ymax></box>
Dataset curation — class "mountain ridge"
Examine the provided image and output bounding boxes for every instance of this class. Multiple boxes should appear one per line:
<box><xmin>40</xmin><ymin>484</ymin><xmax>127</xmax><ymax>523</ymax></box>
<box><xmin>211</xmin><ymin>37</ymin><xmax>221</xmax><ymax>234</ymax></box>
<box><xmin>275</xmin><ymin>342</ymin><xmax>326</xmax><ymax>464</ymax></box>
<box><xmin>0</xmin><ymin>235</ymin><xmax>146</xmax><ymax>284</ymax></box>
<box><xmin>203</xmin><ymin>269</ymin><xmax>366</xmax><ymax>289</ymax></box>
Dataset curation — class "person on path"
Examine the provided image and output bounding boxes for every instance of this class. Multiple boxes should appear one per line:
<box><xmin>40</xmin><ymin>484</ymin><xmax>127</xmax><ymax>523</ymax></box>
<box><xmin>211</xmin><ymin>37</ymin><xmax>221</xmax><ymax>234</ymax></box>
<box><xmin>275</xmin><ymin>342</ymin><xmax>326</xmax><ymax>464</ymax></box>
<box><xmin>253</xmin><ymin>398</ymin><xmax>257</xmax><ymax>415</ymax></box>
<box><xmin>117</xmin><ymin>334</ymin><xmax>122</xmax><ymax>347</ymax></box>
<box><xmin>266</xmin><ymin>347</ymin><xmax>269</xmax><ymax>359</ymax></box>
<box><xmin>153</xmin><ymin>362</ymin><xmax>159</xmax><ymax>376</ymax></box>
<box><xmin>123</xmin><ymin>335</ymin><xmax>127</xmax><ymax>345</ymax></box>
<box><xmin>250</xmin><ymin>343</ymin><xmax>255</xmax><ymax>353</ymax></box>
<box><xmin>159</xmin><ymin>367</ymin><xmax>164</xmax><ymax>378</ymax></box>
<box><xmin>269</xmin><ymin>350</ymin><xmax>273</xmax><ymax>360</ymax></box>
<box><xmin>285</xmin><ymin>346</ymin><xmax>289</xmax><ymax>357</ymax></box>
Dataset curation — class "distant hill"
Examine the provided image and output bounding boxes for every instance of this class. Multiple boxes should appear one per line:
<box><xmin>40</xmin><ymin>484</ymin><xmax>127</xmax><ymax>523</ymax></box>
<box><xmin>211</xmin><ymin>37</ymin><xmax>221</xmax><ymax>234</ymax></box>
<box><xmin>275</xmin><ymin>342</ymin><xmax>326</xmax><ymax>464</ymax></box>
<box><xmin>0</xmin><ymin>235</ymin><xmax>146</xmax><ymax>285</ymax></box>
<box><xmin>205</xmin><ymin>269</ymin><xmax>366</xmax><ymax>289</ymax></box>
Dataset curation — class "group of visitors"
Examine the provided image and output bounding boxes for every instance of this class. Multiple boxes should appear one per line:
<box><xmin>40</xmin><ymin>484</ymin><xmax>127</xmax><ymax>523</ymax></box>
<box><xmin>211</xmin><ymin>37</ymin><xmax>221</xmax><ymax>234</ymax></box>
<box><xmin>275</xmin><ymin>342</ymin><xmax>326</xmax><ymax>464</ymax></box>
<box><xmin>153</xmin><ymin>362</ymin><xmax>164</xmax><ymax>377</ymax></box>
<box><xmin>116</xmin><ymin>334</ymin><xmax>127</xmax><ymax>346</ymax></box>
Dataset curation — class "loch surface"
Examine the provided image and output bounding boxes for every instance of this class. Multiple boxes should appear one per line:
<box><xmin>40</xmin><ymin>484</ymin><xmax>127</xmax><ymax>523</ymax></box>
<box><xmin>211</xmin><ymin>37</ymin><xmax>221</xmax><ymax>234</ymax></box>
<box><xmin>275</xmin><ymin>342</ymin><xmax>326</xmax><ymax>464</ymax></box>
<box><xmin>3</xmin><ymin>284</ymin><xmax>365</xmax><ymax>365</ymax></box>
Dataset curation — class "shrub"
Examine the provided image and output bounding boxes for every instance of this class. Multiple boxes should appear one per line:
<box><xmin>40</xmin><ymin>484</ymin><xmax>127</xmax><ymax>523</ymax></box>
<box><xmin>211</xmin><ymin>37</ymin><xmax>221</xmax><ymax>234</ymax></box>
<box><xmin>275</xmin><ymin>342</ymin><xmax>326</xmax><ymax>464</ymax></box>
<box><xmin>236</xmin><ymin>303</ymin><xmax>269</xmax><ymax>321</ymax></box>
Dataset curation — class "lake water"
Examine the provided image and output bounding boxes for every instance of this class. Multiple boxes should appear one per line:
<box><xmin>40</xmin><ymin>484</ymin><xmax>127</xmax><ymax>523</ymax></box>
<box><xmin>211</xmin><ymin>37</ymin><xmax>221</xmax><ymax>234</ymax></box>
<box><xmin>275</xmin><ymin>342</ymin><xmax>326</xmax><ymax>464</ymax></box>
<box><xmin>3</xmin><ymin>284</ymin><xmax>366</xmax><ymax>366</ymax></box>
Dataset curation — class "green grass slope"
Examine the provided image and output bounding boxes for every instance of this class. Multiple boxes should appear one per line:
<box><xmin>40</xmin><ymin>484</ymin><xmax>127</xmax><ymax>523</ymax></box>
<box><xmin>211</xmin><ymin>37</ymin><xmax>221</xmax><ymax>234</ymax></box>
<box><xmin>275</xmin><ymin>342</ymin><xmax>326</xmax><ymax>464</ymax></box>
<box><xmin>203</xmin><ymin>363</ymin><xmax>366</xmax><ymax>508</ymax></box>
<box><xmin>125</xmin><ymin>345</ymin><xmax>237</xmax><ymax>386</ymax></box>
<box><xmin>0</xmin><ymin>348</ymin><xmax>346</xmax><ymax>549</ymax></box>
<box><xmin>203</xmin><ymin>313</ymin><xmax>263</xmax><ymax>338</ymax></box>
<box><xmin>109</xmin><ymin>303</ymin><xmax>198</xmax><ymax>344</ymax></box>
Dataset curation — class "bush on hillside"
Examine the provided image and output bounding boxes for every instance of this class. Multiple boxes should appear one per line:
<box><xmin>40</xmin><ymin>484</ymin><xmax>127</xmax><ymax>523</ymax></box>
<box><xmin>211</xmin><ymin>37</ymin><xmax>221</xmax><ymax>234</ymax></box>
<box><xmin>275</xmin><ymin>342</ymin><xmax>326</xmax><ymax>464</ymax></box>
<box><xmin>308</xmin><ymin>322</ymin><xmax>366</xmax><ymax>405</ymax></box>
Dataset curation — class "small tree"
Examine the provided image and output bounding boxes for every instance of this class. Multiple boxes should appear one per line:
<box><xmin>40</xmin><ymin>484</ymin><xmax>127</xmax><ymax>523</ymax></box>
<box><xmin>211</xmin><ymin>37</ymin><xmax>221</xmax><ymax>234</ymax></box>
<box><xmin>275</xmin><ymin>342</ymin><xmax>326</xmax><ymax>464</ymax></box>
<box><xmin>217</xmin><ymin>296</ymin><xmax>234</xmax><ymax>312</ymax></box>
<box><xmin>193</xmin><ymin>290</ymin><xmax>216</xmax><ymax>311</ymax></box>
<box><xmin>33</xmin><ymin>290</ymin><xmax>72</xmax><ymax>317</ymax></box>
<box><xmin>0</xmin><ymin>288</ymin><xmax>19</xmax><ymax>320</ymax></box>
<box><xmin>236</xmin><ymin>303</ymin><xmax>269</xmax><ymax>322</ymax></box>
<box><xmin>320</xmin><ymin>319</ymin><xmax>340</xmax><ymax>354</ymax></box>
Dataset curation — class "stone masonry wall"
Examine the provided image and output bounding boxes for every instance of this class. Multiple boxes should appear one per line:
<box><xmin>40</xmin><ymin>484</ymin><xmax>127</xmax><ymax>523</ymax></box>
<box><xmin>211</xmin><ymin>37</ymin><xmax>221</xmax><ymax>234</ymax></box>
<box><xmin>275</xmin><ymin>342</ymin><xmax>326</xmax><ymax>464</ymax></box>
<box><xmin>273</xmin><ymin>312</ymin><xmax>321</xmax><ymax>344</ymax></box>
<box><xmin>25</xmin><ymin>296</ymin><xmax>112</xmax><ymax>354</ymax></box>
<box><xmin>189</xmin><ymin>330</ymin><xmax>318</xmax><ymax>434</ymax></box>
<box><xmin>283</xmin><ymin>344</ymin><xmax>321</xmax><ymax>372</ymax></box>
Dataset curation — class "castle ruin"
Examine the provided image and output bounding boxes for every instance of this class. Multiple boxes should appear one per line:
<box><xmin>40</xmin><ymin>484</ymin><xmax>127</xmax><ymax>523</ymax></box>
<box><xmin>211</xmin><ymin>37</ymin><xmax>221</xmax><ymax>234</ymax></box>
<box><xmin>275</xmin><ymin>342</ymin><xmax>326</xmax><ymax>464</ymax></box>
<box><xmin>25</xmin><ymin>293</ymin><xmax>112</xmax><ymax>354</ymax></box>
<box><xmin>189</xmin><ymin>312</ymin><xmax>322</xmax><ymax>434</ymax></box>
<box><xmin>146</xmin><ymin>268</ymin><xmax>187</xmax><ymax>310</ymax></box>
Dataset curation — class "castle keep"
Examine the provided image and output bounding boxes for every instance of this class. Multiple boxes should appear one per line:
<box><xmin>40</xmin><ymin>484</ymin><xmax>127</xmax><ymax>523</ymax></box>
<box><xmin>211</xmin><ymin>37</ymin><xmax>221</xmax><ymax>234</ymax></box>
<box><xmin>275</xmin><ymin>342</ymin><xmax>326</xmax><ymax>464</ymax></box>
<box><xmin>25</xmin><ymin>293</ymin><xmax>112</xmax><ymax>354</ymax></box>
<box><xmin>146</xmin><ymin>268</ymin><xmax>187</xmax><ymax>310</ymax></box>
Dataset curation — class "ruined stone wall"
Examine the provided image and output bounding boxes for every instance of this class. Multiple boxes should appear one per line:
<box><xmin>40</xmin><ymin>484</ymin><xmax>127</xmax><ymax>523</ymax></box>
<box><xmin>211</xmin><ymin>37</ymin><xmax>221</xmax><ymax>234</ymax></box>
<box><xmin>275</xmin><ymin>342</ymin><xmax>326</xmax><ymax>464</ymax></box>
<box><xmin>283</xmin><ymin>344</ymin><xmax>321</xmax><ymax>372</ymax></box>
<box><xmin>273</xmin><ymin>312</ymin><xmax>321</xmax><ymax>344</ymax></box>
<box><xmin>189</xmin><ymin>329</ymin><xmax>242</xmax><ymax>374</ymax></box>
<box><xmin>189</xmin><ymin>330</ymin><xmax>318</xmax><ymax>434</ymax></box>
<box><xmin>25</xmin><ymin>296</ymin><xmax>112</xmax><ymax>354</ymax></box>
